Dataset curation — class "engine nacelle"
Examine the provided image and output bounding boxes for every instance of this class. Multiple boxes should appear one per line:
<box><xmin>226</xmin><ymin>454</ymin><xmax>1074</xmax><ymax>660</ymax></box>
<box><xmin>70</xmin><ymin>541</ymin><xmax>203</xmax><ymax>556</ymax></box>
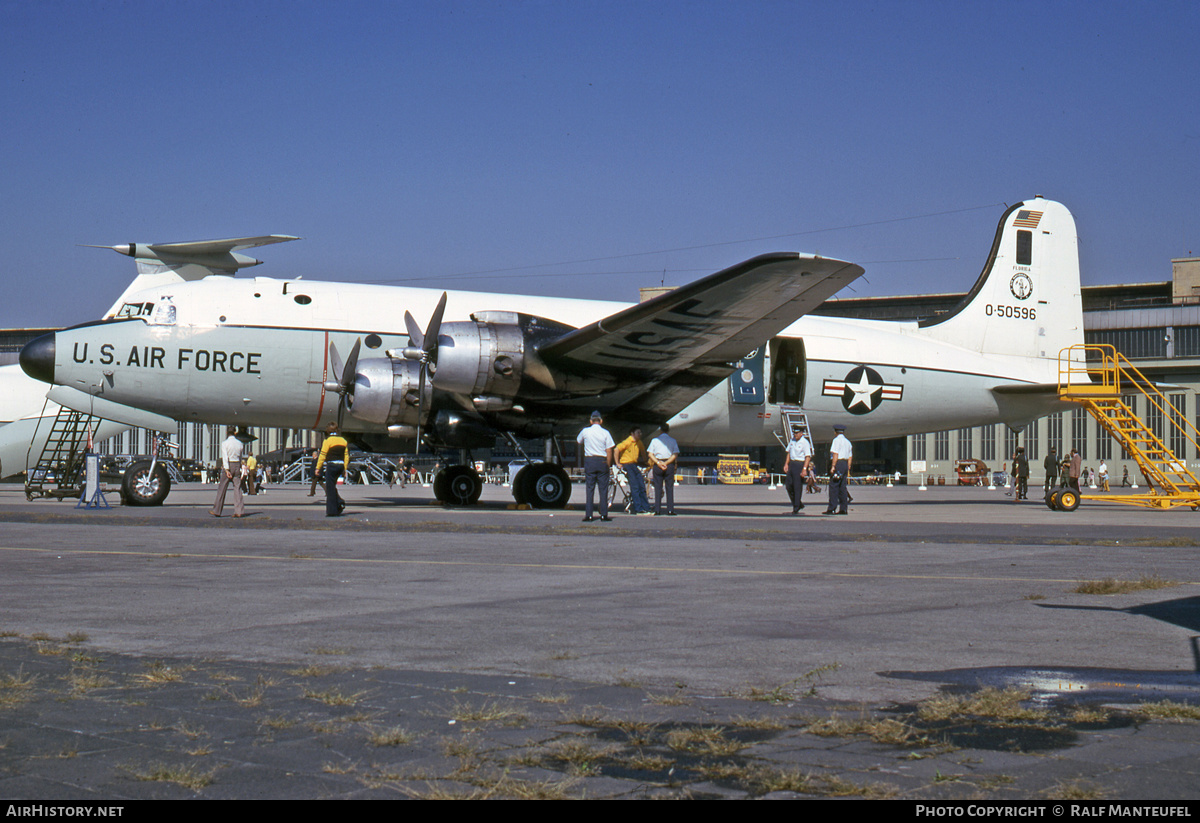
<box><xmin>431</xmin><ymin>311</ymin><xmax>618</xmax><ymax>399</ymax></box>
<box><xmin>432</xmin><ymin>313</ymin><xmax>528</xmax><ymax>399</ymax></box>
<box><xmin>347</xmin><ymin>358</ymin><xmax>430</xmax><ymax>426</ymax></box>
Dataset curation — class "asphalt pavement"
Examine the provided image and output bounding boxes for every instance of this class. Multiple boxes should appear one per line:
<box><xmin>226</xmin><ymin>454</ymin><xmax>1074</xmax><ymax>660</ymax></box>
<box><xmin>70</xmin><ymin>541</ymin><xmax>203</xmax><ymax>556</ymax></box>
<box><xmin>0</xmin><ymin>480</ymin><xmax>1197</xmax><ymax>799</ymax></box>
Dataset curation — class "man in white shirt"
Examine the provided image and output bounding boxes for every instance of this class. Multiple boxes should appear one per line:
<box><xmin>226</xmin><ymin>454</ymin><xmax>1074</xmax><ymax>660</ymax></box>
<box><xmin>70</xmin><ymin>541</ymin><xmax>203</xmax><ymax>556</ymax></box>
<box><xmin>824</xmin><ymin>424</ymin><xmax>852</xmax><ymax>515</ymax></box>
<box><xmin>647</xmin><ymin>424</ymin><xmax>680</xmax><ymax>516</ymax></box>
<box><xmin>210</xmin><ymin>426</ymin><xmax>245</xmax><ymax>518</ymax></box>
<box><xmin>783</xmin><ymin>426</ymin><xmax>813</xmax><ymax>514</ymax></box>
<box><xmin>577</xmin><ymin>411</ymin><xmax>615</xmax><ymax>521</ymax></box>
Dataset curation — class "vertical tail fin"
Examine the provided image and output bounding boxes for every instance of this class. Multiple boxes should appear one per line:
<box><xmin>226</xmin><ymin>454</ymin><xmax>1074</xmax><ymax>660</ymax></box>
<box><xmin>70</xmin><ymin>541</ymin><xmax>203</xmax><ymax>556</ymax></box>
<box><xmin>917</xmin><ymin>197</ymin><xmax>1084</xmax><ymax>360</ymax></box>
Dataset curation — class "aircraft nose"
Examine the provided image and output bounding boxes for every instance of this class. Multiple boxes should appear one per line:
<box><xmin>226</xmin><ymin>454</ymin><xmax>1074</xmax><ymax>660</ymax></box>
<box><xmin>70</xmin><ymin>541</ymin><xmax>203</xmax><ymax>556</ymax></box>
<box><xmin>19</xmin><ymin>332</ymin><xmax>56</xmax><ymax>384</ymax></box>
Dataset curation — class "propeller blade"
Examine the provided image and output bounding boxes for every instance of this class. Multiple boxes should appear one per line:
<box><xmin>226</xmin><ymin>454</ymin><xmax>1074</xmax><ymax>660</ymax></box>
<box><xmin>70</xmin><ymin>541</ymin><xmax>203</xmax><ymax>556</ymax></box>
<box><xmin>327</xmin><ymin>340</ymin><xmax>344</xmax><ymax>392</ymax></box>
<box><xmin>404</xmin><ymin>310</ymin><xmax>424</xmax><ymax>351</ymax></box>
<box><xmin>423</xmin><ymin>292</ymin><xmax>448</xmax><ymax>358</ymax></box>
<box><xmin>341</xmin><ymin>338</ymin><xmax>362</xmax><ymax>395</ymax></box>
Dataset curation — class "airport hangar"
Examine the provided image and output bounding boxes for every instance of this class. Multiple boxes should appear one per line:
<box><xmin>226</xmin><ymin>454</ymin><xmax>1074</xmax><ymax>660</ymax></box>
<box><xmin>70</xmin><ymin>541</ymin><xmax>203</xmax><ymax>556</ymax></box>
<box><xmin>2</xmin><ymin>255</ymin><xmax>1199</xmax><ymax>486</ymax></box>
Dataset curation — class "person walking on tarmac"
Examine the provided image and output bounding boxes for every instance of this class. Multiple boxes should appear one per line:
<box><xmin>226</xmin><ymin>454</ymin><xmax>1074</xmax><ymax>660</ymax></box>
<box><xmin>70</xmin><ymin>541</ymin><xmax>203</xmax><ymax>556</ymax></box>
<box><xmin>824</xmin><ymin>424</ymin><xmax>852</xmax><ymax>515</ymax></box>
<box><xmin>209</xmin><ymin>426</ymin><xmax>246</xmax><ymax>518</ymax></box>
<box><xmin>1043</xmin><ymin>447</ymin><xmax>1058</xmax><ymax>494</ymax></box>
<box><xmin>315</xmin><ymin>423</ymin><xmax>349</xmax><ymax>517</ymax></box>
<box><xmin>783</xmin><ymin>425</ymin><xmax>813</xmax><ymax>514</ymax></box>
<box><xmin>1012</xmin><ymin>446</ymin><xmax>1029</xmax><ymax>501</ymax></box>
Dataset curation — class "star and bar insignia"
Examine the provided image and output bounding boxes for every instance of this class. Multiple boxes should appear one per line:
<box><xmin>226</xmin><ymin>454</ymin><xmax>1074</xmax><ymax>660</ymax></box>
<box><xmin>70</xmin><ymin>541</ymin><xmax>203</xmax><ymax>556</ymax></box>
<box><xmin>821</xmin><ymin>365</ymin><xmax>903</xmax><ymax>414</ymax></box>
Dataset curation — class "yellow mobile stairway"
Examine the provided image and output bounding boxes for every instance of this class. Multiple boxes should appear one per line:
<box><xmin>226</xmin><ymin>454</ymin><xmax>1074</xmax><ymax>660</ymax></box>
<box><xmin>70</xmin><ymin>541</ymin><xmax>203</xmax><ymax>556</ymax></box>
<box><xmin>1056</xmin><ymin>344</ymin><xmax>1200</xmax><ymax>511</ymax></box>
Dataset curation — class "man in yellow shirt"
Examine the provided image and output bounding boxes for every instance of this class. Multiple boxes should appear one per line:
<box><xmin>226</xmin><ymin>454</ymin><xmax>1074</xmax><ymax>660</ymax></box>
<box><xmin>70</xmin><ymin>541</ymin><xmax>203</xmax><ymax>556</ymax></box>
<box><xmin>314</xmin><ymin>423</ymin><xmax>349</xmax><ymax>517</ymax></box>
<box><xmin>615</xmin><ymin>426</ymin><xmax>652</xmax><ymax>515</ymax></box>
<box><xmin>244</xmin><ymin>453</ymin><xmax>258</xmax><ymax>495</ymax></box>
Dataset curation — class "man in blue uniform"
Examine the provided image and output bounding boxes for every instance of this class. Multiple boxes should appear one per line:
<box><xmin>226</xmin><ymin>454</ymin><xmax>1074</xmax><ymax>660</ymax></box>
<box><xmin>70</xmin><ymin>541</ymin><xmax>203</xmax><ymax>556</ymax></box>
<box><xmin>824</xmin><ymin>424</ymin><xmax>852</xmax><ymax>515</ymax></box>
<box><xmin>783</xmin><ymin>426</ymin><xmax>813</xmax><ymax>514</ymax></box>
<box><xmin>577</xmin><ymin>411</ymin><xmax>615</xmax><ymax>522</ymax></box>
<box><xmin>648</xmin><ymin>424</ymin><xmax>680</xmax><ymax>516</ymax></box>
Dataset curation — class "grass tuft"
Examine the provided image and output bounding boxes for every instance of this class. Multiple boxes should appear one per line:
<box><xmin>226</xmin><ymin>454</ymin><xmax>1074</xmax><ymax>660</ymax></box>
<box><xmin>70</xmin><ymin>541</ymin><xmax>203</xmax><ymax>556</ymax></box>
<box><xmin>742</xmin><ymin>662</ymin><xmax>842</xmax><ymax>703</ymax></box>
<box><xmin>1043</xmin><ymin>779</ymin><xmax>1109</xmax><ymax>800</ymax></box>
<box><xmin>1073</xmin><ymin>575</ymin><xmax>1179</xmax><ymax>595</ymax></box>
<box><xmin>303</xmin><ymin>687</ymin><xmax>366</xmax><ymax>707</ymax></box>
<box><xmin>806</xmin><ymin>713</ymin><xmax>930</xmax><ymax>746</ymax></box>
<box><xmin>449</xmin><ymin>699</ymin><xmax>528</xmax><ymax>726</ymax></box>
<box><xmin>125</xmin><ymin>762</ymin><xmax>217</xmax><ymax>790</ymax></box>
<box><xmin>368</xmin><ymin>725</ymin><xmax>416</xmax><ymax>747</ymax></box>
<box><xmin>665</xmin><ymin>726</ymin><xmax>747</xmax><ymax>756</ymax></box>
<box><xmin>917</xmin><ymin>687</ymin><xmax>1046</xmax><ymax>722</ymax></box>
<box><xmin>136</xmin><ymin>661</ymin><xmax>191</xmax><ymax>684</ymax></box>
<box><xmin>0</xmin><ymin>668</ymin><xmax>38</xmax><ymax>708</ymax></box>
<box><xmin>1133</xmin><ymin>700</ymin><xmax>1200</xmax><ymax>722</ymax></box>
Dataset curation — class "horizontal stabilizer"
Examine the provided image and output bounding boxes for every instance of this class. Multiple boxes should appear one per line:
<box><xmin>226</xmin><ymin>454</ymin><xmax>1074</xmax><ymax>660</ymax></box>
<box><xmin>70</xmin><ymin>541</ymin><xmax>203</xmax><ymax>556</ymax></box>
<box><xmin>87</xmin><ymin>235</ymin><xmax>301</xmax><ymax>278</ymax></box>
<box><xmin>991</xmin><ymin>383</ymin><xmax>1061</xmax><ymax>395</ymax></box>
<box><xmin>99</xmin><ymin>235</ymin><xmax>299</xmax><ymax>319</ymax></box>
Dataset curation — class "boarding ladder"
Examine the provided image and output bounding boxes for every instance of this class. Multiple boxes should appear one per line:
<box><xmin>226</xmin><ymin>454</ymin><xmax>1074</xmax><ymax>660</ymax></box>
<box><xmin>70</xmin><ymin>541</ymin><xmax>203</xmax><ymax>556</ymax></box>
<box><xmin>772</xmin><ymin>405</ymin><xmax>812</xmax><ymax>449</ymax></box>
<box><xmin>1058</xmin><ymin>344</ymin><xmax>1200</xmax><ymax>510</ymax></box>
<box><xmin>25</xmin><ymin>403</ymin><xmax>98</xmax><ymax>501</ymax></box>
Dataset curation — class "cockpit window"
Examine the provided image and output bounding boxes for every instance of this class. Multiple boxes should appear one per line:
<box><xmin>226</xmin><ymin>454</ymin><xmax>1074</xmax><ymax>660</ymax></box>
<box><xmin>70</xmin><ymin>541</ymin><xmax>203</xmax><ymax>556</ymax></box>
<box><xmin>116</xmin><ymin>301</ymin><xmax>154</xmax><ymax>319</ymax></box>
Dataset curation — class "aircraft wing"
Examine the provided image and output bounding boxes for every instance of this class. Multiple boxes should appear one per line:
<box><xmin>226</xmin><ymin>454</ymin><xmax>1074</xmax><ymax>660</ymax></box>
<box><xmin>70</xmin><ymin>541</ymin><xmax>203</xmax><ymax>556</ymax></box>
<box><xmin>538</xmin><ymin>253</ymin><xmax>863</xmax><ymax>379</ymax></box>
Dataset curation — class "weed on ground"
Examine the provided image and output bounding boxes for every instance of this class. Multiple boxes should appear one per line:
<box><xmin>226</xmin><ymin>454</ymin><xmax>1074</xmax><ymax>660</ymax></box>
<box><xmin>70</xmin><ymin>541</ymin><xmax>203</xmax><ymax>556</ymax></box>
<box><xmin>0</xmin><ymin>635</ymin><xmax>1191</xmax><ymax>799</ymax></box>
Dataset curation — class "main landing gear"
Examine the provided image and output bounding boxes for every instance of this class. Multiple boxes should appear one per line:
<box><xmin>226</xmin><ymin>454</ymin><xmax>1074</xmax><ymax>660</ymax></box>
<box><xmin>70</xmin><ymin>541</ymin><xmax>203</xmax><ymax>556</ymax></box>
<box><xmin>512</xmin><ymin>462</ymin><xmax>571</xmax><ymax>509</ymax></box>
<box><xmin>430</xmin><ymin>461</ymin><xmax>571</xmax><ymax>509</ymax></box>
<box><xmin>429</xmin><ymin>437</ymin><xmax>573</xmax><ymax>510</ymax></box>
<box><xmin>433</xmin><ymin>465</ymin><xmax>483</xmax><ymax>505</ymax></box>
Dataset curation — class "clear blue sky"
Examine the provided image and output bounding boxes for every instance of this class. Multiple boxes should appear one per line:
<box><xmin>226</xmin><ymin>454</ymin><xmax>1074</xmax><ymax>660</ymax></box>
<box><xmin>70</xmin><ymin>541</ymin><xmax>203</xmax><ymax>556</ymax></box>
<box><xmin>2</xmin><ymin>0</ymin><xmax>1197</xmax><ymax>327</ymax></box>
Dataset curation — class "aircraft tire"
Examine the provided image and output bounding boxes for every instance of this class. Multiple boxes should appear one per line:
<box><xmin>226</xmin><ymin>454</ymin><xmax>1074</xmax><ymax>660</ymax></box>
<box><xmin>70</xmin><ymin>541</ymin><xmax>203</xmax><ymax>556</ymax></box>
<box><xmin>521</xmin><ymin>463</ymin><xmax>571</xmax><ymax>509</ymax></box>
<box><xmin>1058</xmin><ymin>488</ymin><xmax>1080</xmax><ymax>512</ymax></box>
<box><xmin>436</xmin><ymin>466</ymin><xmax>482</xmax><ymax>505</ymax></box>
<box><xmin>511</xmin><ymin>465</ymin><xmax>532</xmax><ymax>505</ymax></box>
<box><xmin>121</xmin><ymin>462</ymin><xmax>171</xmax><ymax>507</ymax></box>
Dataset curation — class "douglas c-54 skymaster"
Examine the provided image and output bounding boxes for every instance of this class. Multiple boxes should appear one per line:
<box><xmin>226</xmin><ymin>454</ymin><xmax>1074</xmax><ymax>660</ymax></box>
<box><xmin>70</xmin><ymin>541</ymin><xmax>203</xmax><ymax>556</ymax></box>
<box><xmin>20</xmin><ymin>196</ymin><xmax>1086</xmax><ymax>508</ymax></box>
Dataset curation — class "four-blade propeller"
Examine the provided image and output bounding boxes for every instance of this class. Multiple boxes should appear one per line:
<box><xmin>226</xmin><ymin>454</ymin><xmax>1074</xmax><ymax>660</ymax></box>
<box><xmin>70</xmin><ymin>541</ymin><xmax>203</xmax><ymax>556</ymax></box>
<box><xmin>402</xmin><ymin>292</ymin><xmax>448</xmax><ymax>453</ymax></box>
<box><xmin>322</xmin><ymin>292</ymin><xmax>448</xmax><ymax>450</ymax></box>
<box><xmin>324</xmin><ymin>337</ymin><xmax>362</xmax><ymax>429</ymax></box>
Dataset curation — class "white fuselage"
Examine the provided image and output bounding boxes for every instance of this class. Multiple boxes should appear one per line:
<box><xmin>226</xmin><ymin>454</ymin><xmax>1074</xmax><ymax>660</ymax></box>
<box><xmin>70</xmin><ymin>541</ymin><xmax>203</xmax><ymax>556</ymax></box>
<box><xmin>45</xmin><ymin>274</ymin><xmax>1064</xmax><ymax>446</ymax></box>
